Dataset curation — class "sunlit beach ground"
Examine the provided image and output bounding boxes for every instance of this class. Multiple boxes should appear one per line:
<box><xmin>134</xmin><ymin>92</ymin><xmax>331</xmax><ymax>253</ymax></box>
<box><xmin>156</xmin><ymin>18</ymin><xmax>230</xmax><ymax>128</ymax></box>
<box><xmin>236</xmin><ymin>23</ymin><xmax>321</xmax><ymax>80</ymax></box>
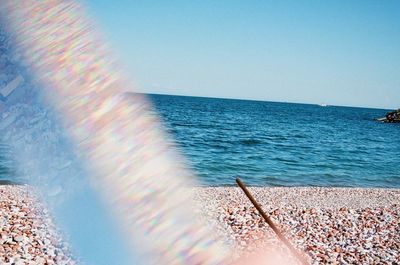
<box><xmin>1</xmin><ymin>185</ymin><xmax>399</xmax><ymax>264</ymax></box>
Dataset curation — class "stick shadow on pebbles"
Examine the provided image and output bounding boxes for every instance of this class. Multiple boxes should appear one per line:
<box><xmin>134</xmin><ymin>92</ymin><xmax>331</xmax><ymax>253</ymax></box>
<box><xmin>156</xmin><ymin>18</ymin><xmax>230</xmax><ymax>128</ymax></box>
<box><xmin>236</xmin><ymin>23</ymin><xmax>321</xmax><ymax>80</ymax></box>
<box><xmin>0</xmin><ymin>185</ymin><xmax>76</xmax><ymax>265</ymax></box>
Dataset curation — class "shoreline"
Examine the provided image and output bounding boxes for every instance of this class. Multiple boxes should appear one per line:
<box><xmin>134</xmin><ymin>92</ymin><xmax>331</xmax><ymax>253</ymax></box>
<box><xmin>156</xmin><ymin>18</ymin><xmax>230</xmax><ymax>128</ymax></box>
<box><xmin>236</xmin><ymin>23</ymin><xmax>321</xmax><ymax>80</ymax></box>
<box><xmin>2</xmin><ymin>180</ymin><xmax>399</xmax><ymax>190</ymax></box>
<box><xmin>1</xmin><ymin>185</ymin><xmax>399</xmax><ymax>264</ymax></box>
<box><xmin>191</xmin><ymin>186</ymin><xmax>400</xmax><ymax>209</ymax></box>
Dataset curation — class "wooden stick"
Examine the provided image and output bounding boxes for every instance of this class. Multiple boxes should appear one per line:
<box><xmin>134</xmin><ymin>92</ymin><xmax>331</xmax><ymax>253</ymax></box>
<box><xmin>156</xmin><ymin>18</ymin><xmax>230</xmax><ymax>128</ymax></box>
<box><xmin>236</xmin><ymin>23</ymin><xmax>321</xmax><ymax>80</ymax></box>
<box><xmin>236</xmin><ymin>178</ymin><xmax>309</xmax><ymax>265</ymax></box>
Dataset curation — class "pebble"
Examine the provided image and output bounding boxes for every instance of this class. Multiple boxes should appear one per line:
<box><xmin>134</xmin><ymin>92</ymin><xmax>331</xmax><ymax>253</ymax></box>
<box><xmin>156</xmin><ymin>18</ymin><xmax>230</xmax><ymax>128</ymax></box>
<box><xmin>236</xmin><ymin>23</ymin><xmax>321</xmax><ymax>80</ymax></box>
<box><xmin>192</xmin><ymin>187</ymin><xmax>400</xmax><ymax>264</ymax></box>
<box><xmin>0</xmin><ymin>185</ymin><xmax>76</xmax><ymax>264</ymax></box>
<box><xmin>13</xmin><ymin>235</ymin><xmax>24</xmax><ymax>242</ymax></box>
<box><xmin>1</xmin><ymin>185</ymin><xmax>399</xmax><ymax>264</ymax></box>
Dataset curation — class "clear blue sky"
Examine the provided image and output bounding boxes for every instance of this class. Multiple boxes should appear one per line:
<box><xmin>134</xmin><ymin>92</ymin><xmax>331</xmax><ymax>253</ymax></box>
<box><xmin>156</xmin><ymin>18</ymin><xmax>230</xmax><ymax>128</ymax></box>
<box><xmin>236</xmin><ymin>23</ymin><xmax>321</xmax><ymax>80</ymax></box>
<box><xmin>86</xmin><ymin>0</ymin><xmax>399</xmax><ymax>109</ymax></box>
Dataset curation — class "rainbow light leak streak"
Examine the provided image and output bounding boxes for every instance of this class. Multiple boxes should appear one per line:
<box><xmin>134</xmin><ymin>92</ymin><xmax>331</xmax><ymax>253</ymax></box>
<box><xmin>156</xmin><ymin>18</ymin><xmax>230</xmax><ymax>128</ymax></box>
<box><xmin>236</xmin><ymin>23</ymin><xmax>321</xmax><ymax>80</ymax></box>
<box><xmin>1</xmin><ymin>1</ymin><xmax>229</xmax><ymax>264</ymax></box>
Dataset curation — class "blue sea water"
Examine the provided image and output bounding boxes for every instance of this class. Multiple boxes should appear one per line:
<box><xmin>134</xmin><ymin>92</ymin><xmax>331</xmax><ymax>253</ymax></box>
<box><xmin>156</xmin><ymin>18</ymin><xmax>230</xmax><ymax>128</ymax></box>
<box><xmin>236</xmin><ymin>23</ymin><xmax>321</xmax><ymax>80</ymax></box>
<box><xmin>0</xmin><ymin>93</ymin><xmax>399</xmax><ymax>188</ymax></box>
<box><xmin>149</xmin><ymin>94</ymin><xmax>400</xmax><ymax>188</ymax></box>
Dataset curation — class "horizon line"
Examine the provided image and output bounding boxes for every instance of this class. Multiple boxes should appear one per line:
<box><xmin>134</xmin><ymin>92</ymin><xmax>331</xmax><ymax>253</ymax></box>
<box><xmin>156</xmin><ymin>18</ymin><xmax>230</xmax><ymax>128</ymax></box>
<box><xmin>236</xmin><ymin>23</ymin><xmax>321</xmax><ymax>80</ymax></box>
<box><xmin>134</xmin><ymin>91</ymin><xmax>393</xmax><ymax>111</ymax></box>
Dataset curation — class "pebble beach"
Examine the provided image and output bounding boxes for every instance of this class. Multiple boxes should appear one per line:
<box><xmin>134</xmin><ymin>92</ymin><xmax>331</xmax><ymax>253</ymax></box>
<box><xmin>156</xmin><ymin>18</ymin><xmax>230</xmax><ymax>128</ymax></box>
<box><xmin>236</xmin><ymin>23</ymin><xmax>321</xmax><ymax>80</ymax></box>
<box><xmin>193</xmin><ymin>187</ymin><xmax>400</xmax><ymax>264</ymax></box>
<box><xmin>1</xmin><ymin>185</ymin><xmax>399</xmax><ymax>264</ymax></box>
<box><xmin>0</xmin><ymin>185</ymin><xmax>75</xmax><ymax>265</ymax></box>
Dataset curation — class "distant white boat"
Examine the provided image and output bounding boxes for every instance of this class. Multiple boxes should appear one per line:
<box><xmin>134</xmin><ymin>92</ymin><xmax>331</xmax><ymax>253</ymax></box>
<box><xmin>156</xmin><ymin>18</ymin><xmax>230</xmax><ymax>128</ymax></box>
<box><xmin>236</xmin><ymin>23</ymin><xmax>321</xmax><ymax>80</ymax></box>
<box><xmin>319</xmin><ymin>103</ymin><xmax>328</xmax><ymax>107</ymax></box>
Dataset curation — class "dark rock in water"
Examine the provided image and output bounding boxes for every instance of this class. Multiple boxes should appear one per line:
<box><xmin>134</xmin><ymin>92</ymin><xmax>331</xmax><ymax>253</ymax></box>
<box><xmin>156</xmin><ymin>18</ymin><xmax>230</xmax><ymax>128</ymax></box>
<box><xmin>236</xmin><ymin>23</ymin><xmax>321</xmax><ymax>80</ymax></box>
<box><xmin>377</xmin><ymin>109</ymin><xmax>400</xmax><ymax>123</ymax></box>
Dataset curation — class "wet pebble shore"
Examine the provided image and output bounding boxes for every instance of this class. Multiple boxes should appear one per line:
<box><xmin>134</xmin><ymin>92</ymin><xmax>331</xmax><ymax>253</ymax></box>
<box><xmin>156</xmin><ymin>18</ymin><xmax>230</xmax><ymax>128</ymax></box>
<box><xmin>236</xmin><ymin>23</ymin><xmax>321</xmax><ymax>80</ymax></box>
<box><xmin>192</xmin><ymin>187</ymin><xmax>400</xmax><ymax>264</ymax></box>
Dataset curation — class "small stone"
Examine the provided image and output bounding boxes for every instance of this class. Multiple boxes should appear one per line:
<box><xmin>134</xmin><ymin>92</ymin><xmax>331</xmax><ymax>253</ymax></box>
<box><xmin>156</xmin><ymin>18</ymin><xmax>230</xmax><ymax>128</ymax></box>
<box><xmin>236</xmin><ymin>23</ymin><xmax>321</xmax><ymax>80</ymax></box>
<box><xmin>13</xmin><ymin>235</ymin><xmax>24</xmax><ymax>242</ymax></box>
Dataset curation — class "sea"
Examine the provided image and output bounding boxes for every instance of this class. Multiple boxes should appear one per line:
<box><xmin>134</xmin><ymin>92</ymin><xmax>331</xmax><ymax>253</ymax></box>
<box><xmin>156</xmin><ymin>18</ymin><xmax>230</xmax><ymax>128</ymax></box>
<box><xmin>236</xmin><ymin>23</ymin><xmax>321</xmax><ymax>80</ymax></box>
<box><xmin>1</xmin><ymin>94</ymin><xmax>399</xmax><ymax>188</ymax></box>
<box><xmin>149</xmin><ymin>94</ymin><xmax>399</xmax><ymax>188</ymax></box>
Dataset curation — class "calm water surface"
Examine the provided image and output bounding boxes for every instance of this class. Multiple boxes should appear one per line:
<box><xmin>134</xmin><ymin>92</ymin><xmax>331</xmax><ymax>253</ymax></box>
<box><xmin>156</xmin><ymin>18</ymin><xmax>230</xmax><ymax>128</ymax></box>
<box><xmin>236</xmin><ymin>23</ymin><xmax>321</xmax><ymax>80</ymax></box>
<box><xmin>0</xmin><ymin>93</ymin><xmax>399</xmax><ymax>188</ymax></box>
<box><xmin>149</xmin><ymin>94</ymin><xmax>400</xmax><ymax>187</ymax></box>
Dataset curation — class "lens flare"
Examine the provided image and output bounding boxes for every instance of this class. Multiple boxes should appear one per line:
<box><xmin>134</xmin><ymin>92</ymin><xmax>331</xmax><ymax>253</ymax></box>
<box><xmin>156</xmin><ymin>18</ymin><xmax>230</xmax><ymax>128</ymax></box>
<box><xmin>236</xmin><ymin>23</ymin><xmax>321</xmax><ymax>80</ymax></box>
<box><xmin>0</xmin><ymin>1</ymin><xmax>229</xmax><ymax>264</ymax></box>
